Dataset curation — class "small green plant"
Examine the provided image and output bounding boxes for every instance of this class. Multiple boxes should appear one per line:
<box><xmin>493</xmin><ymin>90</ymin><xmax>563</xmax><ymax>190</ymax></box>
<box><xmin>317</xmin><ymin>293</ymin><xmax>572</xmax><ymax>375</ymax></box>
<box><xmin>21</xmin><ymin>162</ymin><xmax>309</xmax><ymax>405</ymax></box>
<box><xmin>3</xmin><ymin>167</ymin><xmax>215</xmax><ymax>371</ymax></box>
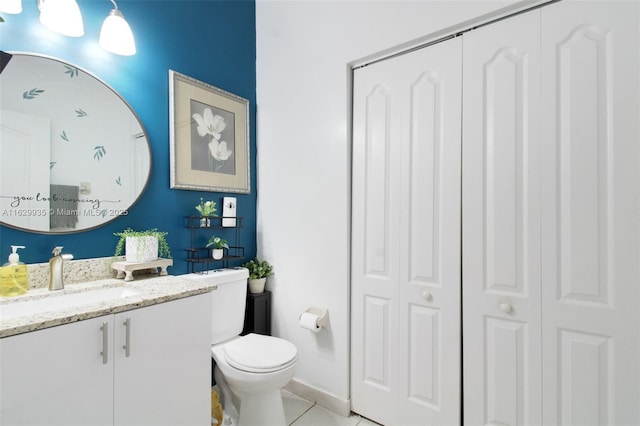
<box><xmin>114</xmin><ymin>228</ymin><xmax>172</xmax><ymax>259</ymax></box>
<box><xmin>195</xmin><ymin>198</ymin><xmax>217</xmax><ymax>217</ymax></box>
<box><xmin>206</xmin><ymin>236</ymin><xmax>229</xmax><ymax>249</ymax></box>
<box><xmin>242</xmin><ymin>258</ymin><xmax>273</xmax><ymax>279</ymax></box>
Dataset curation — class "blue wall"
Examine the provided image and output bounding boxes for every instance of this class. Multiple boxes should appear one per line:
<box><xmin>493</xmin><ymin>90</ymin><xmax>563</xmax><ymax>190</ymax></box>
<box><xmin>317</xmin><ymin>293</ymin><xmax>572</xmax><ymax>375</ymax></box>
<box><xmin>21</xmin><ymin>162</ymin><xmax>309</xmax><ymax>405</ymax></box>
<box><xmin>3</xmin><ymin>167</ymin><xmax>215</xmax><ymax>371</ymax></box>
<box><xmin>0</xmin><ymin>0</ymin><xmax>257</xmax><ymax>273</ymax></box>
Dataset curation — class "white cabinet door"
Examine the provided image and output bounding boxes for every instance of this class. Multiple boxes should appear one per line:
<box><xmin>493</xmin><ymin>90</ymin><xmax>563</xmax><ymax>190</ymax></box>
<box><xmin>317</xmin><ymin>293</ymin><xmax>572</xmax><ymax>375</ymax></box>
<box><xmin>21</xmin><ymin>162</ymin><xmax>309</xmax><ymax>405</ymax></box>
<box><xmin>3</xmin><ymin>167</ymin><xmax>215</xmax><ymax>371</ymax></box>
<box><xmin>0</xmin><ymin>316</ymin><xmax>115</xmax><ymax>425</ymax></box>
<box><xmin>351</xmin><ymin>37</ymin><xmax>462</xmax><ymax>426</ymax></box>
<box><xmin>113</xmin><ymin>293</ymin><xmax>212</xmax><ymax>426</ymax></box>
<box><xmin>462</xmin><ymin>9</ymin><xmax>542</xmax><ymax>426</ymax></box>
<box><xmin>540</xmin><ymin>2</ymin><xmax>640</xmax><ymax>424</ymax></box>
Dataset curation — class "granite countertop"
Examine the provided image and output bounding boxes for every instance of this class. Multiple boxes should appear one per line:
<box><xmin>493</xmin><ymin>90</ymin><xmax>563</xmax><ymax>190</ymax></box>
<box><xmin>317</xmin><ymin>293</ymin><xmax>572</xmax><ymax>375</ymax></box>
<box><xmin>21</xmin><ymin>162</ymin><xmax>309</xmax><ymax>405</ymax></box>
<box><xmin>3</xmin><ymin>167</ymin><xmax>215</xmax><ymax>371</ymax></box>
<box><xmin>0</xmin><ymin>274</ymin><xmax>216</xmax><ymax>338</ymax></box>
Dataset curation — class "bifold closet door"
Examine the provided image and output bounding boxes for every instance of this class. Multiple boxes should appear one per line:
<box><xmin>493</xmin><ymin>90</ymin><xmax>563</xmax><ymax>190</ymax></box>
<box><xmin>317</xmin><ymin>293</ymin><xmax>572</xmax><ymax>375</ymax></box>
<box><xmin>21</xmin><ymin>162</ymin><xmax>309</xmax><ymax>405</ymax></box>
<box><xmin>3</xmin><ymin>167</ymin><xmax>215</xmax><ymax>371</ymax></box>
<box><xmin>463</xmin><ymin>1</ymin><xmax>640</xmax><ymax>425</ymax></box>
<box><xmin>351</xmin><ymin>37</ymin><xmax>462</xmax><ymax>426</ymax></box>
<box><xmin>540</xmin><ymin>1</ymin><xmax>640</xmax><ymax>424</ymax></box>
<box><xmin>462</xmin><ymin>9</ymin><xmax>542</xmax><ymax>426</ymax></box>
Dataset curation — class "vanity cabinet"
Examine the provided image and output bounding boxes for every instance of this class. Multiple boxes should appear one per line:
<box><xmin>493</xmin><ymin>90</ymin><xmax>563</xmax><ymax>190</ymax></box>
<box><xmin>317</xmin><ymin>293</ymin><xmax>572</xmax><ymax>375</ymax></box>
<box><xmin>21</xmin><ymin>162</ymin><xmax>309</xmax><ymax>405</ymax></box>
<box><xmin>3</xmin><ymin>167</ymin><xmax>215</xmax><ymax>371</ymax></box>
<box><xmin>0</xmin><ymin>293</ymin><xmax>212</xmax><ymax>426</ymax></box>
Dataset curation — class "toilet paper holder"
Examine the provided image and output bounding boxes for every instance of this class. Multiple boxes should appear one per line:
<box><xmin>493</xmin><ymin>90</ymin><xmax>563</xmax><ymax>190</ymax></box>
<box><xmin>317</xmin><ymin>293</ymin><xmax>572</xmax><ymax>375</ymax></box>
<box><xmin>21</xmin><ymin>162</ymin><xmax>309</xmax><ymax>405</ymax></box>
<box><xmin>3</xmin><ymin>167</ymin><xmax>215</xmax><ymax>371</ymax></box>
<box><xmin>300</xmin><ymin>307</ymin><xmax>328</xmax><ymax>329</ymax></box>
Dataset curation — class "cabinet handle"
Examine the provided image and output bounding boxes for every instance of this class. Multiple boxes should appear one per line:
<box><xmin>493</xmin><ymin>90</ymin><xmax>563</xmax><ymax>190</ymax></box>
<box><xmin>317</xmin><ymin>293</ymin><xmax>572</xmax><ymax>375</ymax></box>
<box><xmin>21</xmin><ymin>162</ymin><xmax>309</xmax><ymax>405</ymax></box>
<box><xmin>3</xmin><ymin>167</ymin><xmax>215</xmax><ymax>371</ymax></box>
<box><xmin>123</xmin><ymin>317</ymin><xmax>131</xmax><ymax>358</ymax></box>
<box><xmin>101</xmin><ymin>322</ymin><xmax>109</xmax><ymax>364</ymax></box>
<box><xmin>421</xmin><ymin>291</ymin><xmax>432</xmax><ymax>301</ymax></box>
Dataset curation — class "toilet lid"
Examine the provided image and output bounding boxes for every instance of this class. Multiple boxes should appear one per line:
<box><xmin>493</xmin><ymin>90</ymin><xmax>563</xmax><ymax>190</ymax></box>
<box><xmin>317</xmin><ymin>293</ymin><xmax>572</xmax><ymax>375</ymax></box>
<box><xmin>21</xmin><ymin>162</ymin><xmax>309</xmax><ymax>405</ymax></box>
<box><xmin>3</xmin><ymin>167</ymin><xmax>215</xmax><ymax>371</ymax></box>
<box><xmin>224</xmin><ymin>333</ymin><xmax>297</xmax><ymax>373</ymax></box>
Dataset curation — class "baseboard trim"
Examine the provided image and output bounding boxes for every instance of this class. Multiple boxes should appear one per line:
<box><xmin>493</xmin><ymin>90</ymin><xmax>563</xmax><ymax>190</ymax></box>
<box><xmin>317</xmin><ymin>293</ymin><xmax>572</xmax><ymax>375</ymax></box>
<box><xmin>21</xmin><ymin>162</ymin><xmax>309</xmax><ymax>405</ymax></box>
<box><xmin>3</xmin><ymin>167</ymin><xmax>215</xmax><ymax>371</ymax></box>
<box><xmin>284</xmin><ymin>378</ymin><xmax>351</xmax><ymax>417</ymax></box>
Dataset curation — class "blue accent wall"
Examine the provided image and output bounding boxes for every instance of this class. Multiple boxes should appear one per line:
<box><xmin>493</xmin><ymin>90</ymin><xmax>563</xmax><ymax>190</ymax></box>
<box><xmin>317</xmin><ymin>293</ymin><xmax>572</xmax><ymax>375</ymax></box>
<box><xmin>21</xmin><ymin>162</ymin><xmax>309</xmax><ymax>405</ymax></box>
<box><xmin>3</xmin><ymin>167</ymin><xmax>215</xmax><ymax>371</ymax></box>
<box><xmin>0</xmin><ymin>0</ymin><xmax>257</xmax><ymax>272</ymax></box>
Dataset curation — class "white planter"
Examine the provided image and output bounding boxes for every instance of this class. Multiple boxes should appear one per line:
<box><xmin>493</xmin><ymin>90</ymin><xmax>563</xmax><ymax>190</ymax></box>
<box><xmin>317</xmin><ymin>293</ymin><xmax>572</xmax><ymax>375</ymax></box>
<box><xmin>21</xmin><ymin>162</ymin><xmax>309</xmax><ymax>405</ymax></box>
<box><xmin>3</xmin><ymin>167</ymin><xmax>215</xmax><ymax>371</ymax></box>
<box><xmin>125</xmin><ymin>236</ymin><xmax>158</xmax><ymax>263</ymax></box>
<box><xmin>248</xmin><ymin>278</ymin><xmax>266</xmax><ymax>294</ymax></box>
<box><xmin>211</xmin><ymin>248</ymin><xmax>224</xmax><ymax>260</ymax></box>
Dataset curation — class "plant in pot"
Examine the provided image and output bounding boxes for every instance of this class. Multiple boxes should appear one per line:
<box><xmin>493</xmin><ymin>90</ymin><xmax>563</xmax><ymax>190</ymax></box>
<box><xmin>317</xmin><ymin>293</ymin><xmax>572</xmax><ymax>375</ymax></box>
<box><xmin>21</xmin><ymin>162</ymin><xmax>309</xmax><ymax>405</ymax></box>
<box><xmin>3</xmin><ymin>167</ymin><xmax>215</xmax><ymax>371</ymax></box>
<box><xmin>195</xmin><ymin>198</ymin><xmax>217</xmax><ymax>227</ymax></box>
<box><xmin>114</xmin><ymin>228</ymin><xmax>172</xmax><ymax>263</ymax></box>
<box><xmin>206</xmin><ymin>236</ymin><xmax>229</xmax><ymax>260</ymax></box>
<box><xmin>242</xmin><ymin>258</ymin><xmax>273</xmax><ymax>293</ymax></box>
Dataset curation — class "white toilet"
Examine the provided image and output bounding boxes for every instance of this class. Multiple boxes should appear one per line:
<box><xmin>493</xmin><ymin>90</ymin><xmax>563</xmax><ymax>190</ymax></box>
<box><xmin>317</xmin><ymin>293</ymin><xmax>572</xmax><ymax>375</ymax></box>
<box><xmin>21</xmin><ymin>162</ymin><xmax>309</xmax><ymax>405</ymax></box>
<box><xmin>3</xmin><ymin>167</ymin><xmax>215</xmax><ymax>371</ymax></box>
<box><xmin>205</xmin><ymin>268</ymin><xmax>297</xmax><ymax>426</ymax></box>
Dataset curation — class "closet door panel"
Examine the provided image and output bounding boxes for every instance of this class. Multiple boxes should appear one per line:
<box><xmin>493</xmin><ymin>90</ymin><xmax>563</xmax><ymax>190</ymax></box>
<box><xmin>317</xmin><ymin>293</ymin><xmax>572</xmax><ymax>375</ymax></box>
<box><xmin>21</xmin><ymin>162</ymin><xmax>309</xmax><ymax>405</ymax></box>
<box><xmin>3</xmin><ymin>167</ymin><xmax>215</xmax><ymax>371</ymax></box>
<box><xmin>485</xmin><ymin>318</ymin><xmax>528</xmax><ymax>426</ymax></box>
<box><xmin>352</xmin><ymin>62</ymin><xmax>400</xmax><ymax>423</ymax></box>
<box><xmin>364</xmin><ymin>86</ymin><xmax>393</xmax><ymax>276</ymax></box>
<box><xmin>352</xmin><ymin>37</ymin><xmax>462</xmax><ymax>426</ymax></box>
<box><xmin>557</xmin><ymin>25</ymin><xmax>612</xmax><ymax>304</ymax></box>
<box><xmin>540</xmin><ymin>2</ymin><xmax>640</xmax><ymax>424</ymax></box>
<box><xmin>557</xmin><ymin>329</ymin><xmax>611</xmax><ymax>425</ymax></box>
<box><xmin>408</xmin><ymin>72</ymin><xmax>440</xmax><ymax>284</ymax></box>
<box><xmin>397</xmin><ymin>38</ymin><xmax>462</xmax><ymax>426</ymax></box>
<box><xmin>406</xmin><ymin>72</ymin><xmax>442</xmax><ymax>408</ymax></box>
<box><xmin>462</xmin><ymin>10</ymin><xmax>542</xmax><ymax>425</ymax></box>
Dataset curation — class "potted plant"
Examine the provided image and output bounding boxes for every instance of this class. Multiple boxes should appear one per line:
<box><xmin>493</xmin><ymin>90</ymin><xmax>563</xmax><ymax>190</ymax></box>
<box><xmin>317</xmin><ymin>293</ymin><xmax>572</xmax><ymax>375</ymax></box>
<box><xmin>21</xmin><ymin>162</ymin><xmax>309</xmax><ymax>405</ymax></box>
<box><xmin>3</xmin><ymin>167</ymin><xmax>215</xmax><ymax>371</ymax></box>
<box><xmin>206</xmin><ymin>236</ymin><xmax>229</xmax><ymax>260</ymax></box>
<box><xmin>242</xmin><ymin>258</ymin><xmax>273</xmax><ymax>293</ymax></box>
<box><xmin>114</xmin><ymin>228</ymin><xmax>172</xmax><ymax>263</ymax></box>
<box><xmin>195</xmin><ymin>198</ymin><xmax>217</xmax><ymax>227</ymax></box>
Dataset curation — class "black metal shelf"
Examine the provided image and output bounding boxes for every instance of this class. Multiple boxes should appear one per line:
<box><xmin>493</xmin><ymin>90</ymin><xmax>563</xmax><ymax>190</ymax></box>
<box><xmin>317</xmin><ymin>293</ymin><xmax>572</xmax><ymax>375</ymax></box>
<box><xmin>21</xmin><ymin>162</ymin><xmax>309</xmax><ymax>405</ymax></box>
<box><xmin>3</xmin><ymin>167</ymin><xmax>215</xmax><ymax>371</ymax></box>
<box><xmin>184</xmin><ymin>215</ymin><xmax>244</xmax><ymax>229</ymax></box>
<box><xmin>185</xmin><ymin>216</ymin><xmax>245</xmax><ymax>273</ymax></box>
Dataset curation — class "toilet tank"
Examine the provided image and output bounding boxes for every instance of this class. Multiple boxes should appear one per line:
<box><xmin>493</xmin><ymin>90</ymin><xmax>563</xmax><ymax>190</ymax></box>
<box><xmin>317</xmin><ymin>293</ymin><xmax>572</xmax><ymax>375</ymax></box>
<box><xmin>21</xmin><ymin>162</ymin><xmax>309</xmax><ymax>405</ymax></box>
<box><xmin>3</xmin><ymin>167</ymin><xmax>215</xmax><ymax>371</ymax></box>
<box><xmin>184</xmin><ymin>268</ymin><xmax>249</xmax><ymax>344</ymax></box>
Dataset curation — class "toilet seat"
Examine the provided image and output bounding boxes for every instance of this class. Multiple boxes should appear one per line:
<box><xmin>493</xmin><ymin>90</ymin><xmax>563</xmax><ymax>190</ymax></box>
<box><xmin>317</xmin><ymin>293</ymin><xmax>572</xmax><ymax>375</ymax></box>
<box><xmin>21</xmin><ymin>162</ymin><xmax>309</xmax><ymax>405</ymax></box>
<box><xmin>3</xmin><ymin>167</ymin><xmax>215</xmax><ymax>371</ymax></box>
<box><xmin>223</xmin><ymin>333</ymin><xmax>297</xmax><ymax>373</ymax></box>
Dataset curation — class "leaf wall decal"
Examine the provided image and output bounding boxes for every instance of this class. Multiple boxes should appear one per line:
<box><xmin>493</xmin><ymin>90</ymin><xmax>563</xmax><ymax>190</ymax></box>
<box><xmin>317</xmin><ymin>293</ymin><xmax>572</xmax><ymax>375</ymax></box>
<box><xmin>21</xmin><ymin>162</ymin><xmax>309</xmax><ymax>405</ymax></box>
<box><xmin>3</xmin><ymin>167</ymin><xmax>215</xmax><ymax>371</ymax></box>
<box><xmin>64</xmin><ymin>65</ymin><xmax>79</xmax><ymax>78</ymax></box>
<box><xmin>94</xmin><ymin>145</ymin><xmax>106</xmax><ymax>161</ymax></box>
<box><xmin>50</xmin><ymin>161</ymin><xmax>57</xmax><ymax>169</ymax></box>
<box><xmin>115</xmin><ymin>176</ymin><xmax>122</xmax><ymax>186</ymax></box>
<box><xmin>60</xmin><ymin>130</ymin><xmax>69</xmax><ymax>141</ymax></box>
<box><xmin>75</xmin><ymin>108</ymin><xmax>87</xmax><ymax>117</ymax></box>
<box><xmin>23</xmin><ymin>88</ymin><xmax>45</xmax><ymax>99</ymax></box>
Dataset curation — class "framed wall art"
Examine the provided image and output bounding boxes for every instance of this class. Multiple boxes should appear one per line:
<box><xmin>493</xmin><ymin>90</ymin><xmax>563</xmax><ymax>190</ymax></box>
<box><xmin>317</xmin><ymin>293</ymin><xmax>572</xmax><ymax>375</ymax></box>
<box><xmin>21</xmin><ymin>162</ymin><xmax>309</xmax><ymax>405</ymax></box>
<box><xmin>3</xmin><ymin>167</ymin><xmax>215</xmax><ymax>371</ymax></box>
<box><xmin>169</xmin><ymin>70</ymin><xmax>250</xmax><ymax>193</ymax></box>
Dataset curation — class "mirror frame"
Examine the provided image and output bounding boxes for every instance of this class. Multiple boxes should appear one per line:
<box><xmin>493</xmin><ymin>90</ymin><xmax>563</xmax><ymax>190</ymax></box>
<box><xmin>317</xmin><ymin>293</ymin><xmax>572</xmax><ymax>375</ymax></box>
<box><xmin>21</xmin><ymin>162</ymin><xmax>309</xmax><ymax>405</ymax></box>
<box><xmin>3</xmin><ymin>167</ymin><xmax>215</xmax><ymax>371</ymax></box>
<box><xmin>0</xmin><ymin>51</ymin><xmax>152</xmax><ymax>234</ymax></box>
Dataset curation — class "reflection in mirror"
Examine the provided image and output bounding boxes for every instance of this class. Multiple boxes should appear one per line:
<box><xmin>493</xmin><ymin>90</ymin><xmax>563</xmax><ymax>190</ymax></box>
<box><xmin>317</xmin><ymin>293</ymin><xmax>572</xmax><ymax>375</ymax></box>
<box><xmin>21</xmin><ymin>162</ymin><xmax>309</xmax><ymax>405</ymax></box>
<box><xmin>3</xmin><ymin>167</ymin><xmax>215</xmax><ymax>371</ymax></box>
<box><xmin>0</xmin><ymin>52</ymin><xmax>151</xmax><ymax>234</ymax></box>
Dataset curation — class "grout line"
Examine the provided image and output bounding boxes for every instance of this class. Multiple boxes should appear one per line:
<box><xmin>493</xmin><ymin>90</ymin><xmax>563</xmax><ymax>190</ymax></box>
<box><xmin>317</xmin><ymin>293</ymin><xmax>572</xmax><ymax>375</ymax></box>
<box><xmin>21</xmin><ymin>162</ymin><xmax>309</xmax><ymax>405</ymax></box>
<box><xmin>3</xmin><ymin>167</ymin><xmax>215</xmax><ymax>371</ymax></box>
<box><xmin>288</xmin><ymin>402</ymin><xmax>315</xmax><ymax>426</ymax></box>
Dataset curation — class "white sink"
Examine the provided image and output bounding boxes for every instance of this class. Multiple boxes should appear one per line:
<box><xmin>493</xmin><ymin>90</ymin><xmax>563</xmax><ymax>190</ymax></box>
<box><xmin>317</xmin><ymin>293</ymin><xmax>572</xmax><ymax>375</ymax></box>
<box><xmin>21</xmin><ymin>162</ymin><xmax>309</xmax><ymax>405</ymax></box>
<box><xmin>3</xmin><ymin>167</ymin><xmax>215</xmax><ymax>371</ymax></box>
<box><xmin>0</xmin><ymin>287</ymin><xmax>141</xmax><ymax>320</ymax></box>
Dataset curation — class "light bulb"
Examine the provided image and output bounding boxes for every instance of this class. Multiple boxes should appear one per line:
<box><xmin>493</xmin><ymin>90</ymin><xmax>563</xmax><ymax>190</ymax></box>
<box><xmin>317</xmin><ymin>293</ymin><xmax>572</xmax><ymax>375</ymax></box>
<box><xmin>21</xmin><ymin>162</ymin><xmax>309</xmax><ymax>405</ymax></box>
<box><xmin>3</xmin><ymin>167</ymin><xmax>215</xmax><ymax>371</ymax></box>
<box><xmin>99</xmin><ymin>8</ymin><xmax>136</xmax><ymax>56</ymax></box>
<box><xmin>39</xmin><ymin>0</ymin><xmax>84</xmax><ymax>37</ymax></box>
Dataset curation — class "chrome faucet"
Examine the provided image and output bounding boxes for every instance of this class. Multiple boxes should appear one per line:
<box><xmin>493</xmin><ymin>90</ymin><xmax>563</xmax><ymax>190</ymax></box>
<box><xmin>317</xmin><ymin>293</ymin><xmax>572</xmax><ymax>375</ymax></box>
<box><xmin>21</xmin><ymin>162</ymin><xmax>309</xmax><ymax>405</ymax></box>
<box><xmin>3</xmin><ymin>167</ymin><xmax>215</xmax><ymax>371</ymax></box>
<box><xmin>49</xmin><ymin>246</ymin><xmax>74</xmax><ymax>291</ymax></box>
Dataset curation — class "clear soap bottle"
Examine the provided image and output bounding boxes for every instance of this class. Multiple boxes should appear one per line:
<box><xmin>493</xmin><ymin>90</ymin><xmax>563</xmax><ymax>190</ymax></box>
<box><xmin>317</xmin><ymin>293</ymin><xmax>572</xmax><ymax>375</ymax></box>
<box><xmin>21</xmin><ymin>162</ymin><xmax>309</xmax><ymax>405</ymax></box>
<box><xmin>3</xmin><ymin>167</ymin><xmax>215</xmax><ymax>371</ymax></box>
<box><xmin>0</xmin><ymin>245</ymin><xmax>28</xmax><ymax>297</ymax></box>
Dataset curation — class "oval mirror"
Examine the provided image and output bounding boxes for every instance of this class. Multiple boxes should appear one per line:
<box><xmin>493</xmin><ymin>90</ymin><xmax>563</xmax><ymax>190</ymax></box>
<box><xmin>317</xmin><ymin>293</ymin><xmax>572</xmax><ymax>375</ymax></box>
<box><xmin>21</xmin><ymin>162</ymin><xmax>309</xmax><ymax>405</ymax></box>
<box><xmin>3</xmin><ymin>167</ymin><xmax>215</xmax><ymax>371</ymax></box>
<box><xmin>0</xmin><ymin>52</ymin><xmax>151</xmax><ymax>234</ymax></box>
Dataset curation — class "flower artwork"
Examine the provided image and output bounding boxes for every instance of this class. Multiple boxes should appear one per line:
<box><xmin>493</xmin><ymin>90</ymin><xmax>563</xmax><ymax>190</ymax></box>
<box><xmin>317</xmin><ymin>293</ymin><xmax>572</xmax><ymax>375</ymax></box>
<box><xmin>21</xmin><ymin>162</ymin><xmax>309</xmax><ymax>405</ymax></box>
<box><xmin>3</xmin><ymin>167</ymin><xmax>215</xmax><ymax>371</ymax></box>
<box><xmin>192</xmin><ymin>106</ymin><xmax>234</xmax><ymax>173</ymax></box>
<box><xmin>170</xmin><ymin>71</ymin><xmax>250</xmax><ymax>193</ymax></box>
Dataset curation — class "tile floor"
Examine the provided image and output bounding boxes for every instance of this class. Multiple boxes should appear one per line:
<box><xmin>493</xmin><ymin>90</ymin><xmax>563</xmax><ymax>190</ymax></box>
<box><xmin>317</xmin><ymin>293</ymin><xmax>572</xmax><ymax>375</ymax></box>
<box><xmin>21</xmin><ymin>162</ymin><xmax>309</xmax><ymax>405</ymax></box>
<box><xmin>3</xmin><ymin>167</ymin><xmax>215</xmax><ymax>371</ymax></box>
<box><xmin>282</xmin><ymin>390</ymin><xmax>381</xmax><ymax>426</ymax></box>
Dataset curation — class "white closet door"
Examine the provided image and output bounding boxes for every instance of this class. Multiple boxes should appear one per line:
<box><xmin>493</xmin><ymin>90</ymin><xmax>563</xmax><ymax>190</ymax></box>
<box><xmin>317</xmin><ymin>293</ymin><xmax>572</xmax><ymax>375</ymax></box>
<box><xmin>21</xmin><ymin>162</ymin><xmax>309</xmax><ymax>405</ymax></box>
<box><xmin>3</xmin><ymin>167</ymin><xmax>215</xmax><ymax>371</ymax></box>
<box><xmin>351</xmin><ymin>37</ymin><xmax>462</xmax><ymax>426</ymax></box>
<box><xmin>540</xmin><ymin>2</ymin><xmax>640</xmax><ymax>424</ymax></box>
<box><xmin>462</xmin><ymin>10</ymin><xmax>542</xmax><ymax>426</ymax></box>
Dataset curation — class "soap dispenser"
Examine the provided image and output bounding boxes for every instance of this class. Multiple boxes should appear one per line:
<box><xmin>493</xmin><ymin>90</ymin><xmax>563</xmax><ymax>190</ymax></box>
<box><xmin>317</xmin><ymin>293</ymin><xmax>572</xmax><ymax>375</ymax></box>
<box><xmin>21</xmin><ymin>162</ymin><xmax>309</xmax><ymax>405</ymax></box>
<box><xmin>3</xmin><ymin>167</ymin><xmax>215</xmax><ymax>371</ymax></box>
<box><xmin>0</xmin><ymin>245</ymin><xmax>28</xmax><ymax>297</ymax></box>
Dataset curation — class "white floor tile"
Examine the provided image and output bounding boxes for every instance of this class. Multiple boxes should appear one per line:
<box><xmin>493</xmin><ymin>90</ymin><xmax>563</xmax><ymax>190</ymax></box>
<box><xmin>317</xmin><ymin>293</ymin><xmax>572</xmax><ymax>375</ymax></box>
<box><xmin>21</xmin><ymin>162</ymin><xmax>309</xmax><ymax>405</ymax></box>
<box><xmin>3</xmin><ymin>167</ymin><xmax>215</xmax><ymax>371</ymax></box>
<box><xmin>282</xmin><ymin>389</ymin><xmax>383</xmax><ymax>426</ymax></box>
<box><xmin>282</xmin><ymin>390</ymin><xmax>314</xmax><ymax>425</ymax></box>
<box><xmin>352</xmin><ymin>415</ymin><xmax>382</xmax><ymax>426</ymax></box>
<box><xmin>290</xmin><ymin>405</ymin><xmax>361</xmax><ymax>426</ymax></box>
